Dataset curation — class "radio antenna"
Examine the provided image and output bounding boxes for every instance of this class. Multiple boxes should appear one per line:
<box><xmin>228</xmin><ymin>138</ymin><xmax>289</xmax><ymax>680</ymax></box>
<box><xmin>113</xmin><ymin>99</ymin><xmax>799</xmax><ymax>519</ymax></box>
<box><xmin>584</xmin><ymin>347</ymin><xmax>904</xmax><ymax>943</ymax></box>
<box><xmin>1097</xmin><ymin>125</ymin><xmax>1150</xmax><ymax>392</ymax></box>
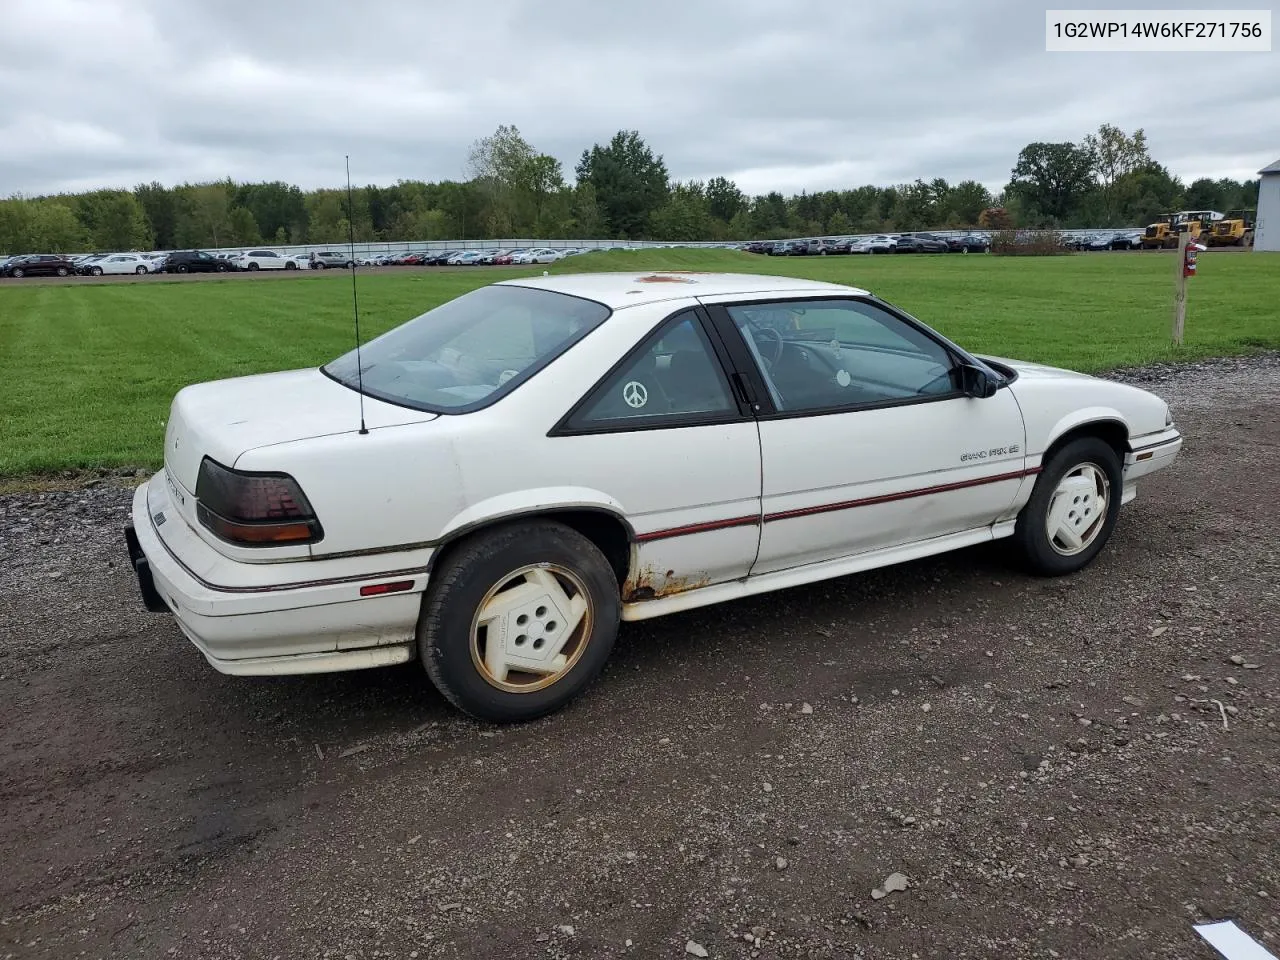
<box><xmin>346</xmin><ymin>155</ymin><xmax>368</xmax><ymax>435</ymax></box>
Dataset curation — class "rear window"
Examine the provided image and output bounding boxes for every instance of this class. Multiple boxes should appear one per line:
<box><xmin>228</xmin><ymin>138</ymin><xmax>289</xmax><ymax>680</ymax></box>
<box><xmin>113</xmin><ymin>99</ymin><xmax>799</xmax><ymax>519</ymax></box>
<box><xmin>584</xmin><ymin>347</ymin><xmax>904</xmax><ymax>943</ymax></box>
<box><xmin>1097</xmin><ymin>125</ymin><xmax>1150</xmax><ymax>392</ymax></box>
<box><xmin>323</xmin><ymin>284</ymin><xmax>611</xmax><ymax>413</ymax></box>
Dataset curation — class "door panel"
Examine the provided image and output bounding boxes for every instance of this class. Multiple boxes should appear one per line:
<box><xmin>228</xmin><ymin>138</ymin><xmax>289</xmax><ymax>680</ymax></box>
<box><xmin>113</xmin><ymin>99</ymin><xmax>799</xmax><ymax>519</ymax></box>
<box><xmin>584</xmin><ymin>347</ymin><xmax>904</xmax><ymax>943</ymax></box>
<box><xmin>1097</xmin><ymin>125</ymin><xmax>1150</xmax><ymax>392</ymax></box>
<box><xmin>552</xmin><ymin>425</ymin><xmax>762</xmax><ymax>594</ymax></box>
<box><xmin>700</xmin><ymin>294</ymin><xmax>1028</xmax><ymax>575</ymax></box>
<box><xmin>753</xmin><ymin>393</ymin><xmax>1026</xmax><ymax>574</ymax></box>
<box><xmin>551</xmin><ymin>308</ymin><xmax>763</xmax><ymax>594</ymax></box>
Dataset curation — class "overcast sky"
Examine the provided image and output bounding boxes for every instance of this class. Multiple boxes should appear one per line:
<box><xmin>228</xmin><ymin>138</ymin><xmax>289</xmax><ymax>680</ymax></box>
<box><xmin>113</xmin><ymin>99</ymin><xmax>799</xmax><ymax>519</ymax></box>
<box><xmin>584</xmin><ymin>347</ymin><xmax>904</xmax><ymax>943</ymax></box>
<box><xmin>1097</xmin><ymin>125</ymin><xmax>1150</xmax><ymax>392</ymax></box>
<box><xmin>1</xmin><ymin>0</ymin><xmax>1276</xmax><ymax>198</ymax></box>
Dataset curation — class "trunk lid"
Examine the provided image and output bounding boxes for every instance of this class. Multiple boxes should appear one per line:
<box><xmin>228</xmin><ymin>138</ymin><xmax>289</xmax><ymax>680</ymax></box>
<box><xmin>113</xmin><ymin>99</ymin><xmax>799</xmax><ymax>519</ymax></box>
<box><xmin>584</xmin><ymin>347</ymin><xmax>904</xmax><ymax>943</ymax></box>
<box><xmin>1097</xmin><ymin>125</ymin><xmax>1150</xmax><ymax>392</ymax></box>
<box><xmin>163</xmin><ymin>368</ymin><xmax>437</xmax><ymax>493</ymax></box>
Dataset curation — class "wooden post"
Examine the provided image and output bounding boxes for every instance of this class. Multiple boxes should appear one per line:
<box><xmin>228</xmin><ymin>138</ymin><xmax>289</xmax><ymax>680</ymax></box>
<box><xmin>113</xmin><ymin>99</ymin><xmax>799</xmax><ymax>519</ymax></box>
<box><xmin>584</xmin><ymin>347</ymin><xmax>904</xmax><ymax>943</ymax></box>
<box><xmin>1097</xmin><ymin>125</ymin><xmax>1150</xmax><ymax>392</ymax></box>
<box><xmin>1172</xmin><ymin>230</ymin><xmax>1189</xmax><ymax>346</ymax></box>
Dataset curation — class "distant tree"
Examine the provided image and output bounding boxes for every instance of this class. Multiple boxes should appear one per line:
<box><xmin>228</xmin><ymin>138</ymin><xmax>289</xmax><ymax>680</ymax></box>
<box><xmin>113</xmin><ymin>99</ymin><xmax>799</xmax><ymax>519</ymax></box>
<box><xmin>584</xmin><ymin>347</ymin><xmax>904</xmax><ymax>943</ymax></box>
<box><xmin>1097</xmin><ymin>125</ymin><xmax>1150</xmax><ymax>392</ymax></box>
<box><xmin>1081</xmin><ymin>124</ymin><xmax>1150</xmax><ymax>223</ymax></box>
<box><xmin>705</xmin><ymin>176</ymin><xmax>746</xmax><ymax>223</ymax></box>
<box><xmin>649</xmin><ymin>181</ymin><xmax>714</xmax><ymax>240</ymax></box>
<box><xmin>569</xmin><ymin>182</ymin><xmax>605</xmax><ymax>237</ymax></box>
<box><xmin>978</xmin><ymin>207</ymin><xmax>1014</xmax><ymax>230</ymax></box>
<box><xmin>30</xmin><ymin>201</ymin><xmax>86</xmax><ymax>252</ymax></box>
<box><xmin>228</xmin><ymin>206</ymin><xmax>261</xmax><ymax>245</ymax></box>
<box><xmin>826</xmin><ymin>210</ymin><xmax>853</xmax><ymax>235</ymax></box>
<box><xmin>575</xmin><ymin>130</ymin><xmax>670</xmax><ymax>239</ymax></box>
<box><xmin>0</xmin><ymin>198</ymin><xmax>35</xmax><ymax>253</ymax></box>
<box><xmin>236</xmin><ymin>181</ymin><xmax>306</xmax><ymax>243</ymax></box>
<box><xmin>946</xmin><ymin>180</ymin><xmax>994</xmax><ymax>225</ymax></box>
<box><xmin>1008</xmin><ymin>141</ymin><xmax>1096</xmax><ymax>223</ymax></box>
<box><xmin>134</xmin><ymin>182</ymin><xmax>177</xmax><ymax>249</ymax></box>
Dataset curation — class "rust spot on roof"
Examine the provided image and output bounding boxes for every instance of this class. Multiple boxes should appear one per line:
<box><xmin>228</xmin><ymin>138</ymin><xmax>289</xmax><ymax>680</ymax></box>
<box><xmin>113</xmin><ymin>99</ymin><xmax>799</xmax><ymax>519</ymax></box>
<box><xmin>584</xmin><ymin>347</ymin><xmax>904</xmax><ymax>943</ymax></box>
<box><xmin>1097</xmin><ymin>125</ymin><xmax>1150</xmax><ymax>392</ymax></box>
<box><xmin>634</xmin><ymin>274</ymin><xmax>698</xmax><ymax>284</ymax></box>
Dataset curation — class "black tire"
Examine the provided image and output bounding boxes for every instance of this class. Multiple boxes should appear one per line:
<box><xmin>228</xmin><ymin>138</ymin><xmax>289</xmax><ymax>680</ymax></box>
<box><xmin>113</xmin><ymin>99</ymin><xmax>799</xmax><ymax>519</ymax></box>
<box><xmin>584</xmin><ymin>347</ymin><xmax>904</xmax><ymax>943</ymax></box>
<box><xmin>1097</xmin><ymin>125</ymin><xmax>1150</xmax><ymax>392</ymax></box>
<box><xmin>176</xmin><ymin>264</ymin><xmax>189</xmax><ymax>273</ymax></box>
<box><xmin>11</xmin><ymin>268</ymin><xmax>24</xmax><ymax>278</ymax></box>
<box><xmin>135</xmin><ymin>265</ymin><xmax>147</xmax><ymax>274</ymax></box>
<box><xmin>216</xmin><ymin>263</ymin><xmax>228</xmax><ymax>272</ymax></box>
<box><xmin>1012</xmin><ymin>437</ymin><xmax>1123</xmax><ymax>576</ymax></box>
<box><xmin>56</xmin><ymin>267</ymin><xmax>69</xmax><ymax>276</ymax></box>
<box><xmin>313</xmin><ymin>261</ymin><xmax>325</xmax><ymax>269</ymax></box>
<box><xmin>91</xmin><ymin>267</ymin><xmax>103</xmax><ymax>276</ymax></box>
<box><xmin>247</xmin><ymin>262</ymin><xmax>259</xmax><ymax>271</ymax></box>
<box><xmin>285</xmin><ymin>261</ymin><xmax>296</xmax><ymax>270</ymax></box>
<box><xmin>418</xmin><ymin>520</ymin><xmax>620</xmax><ymax>722</ymax></box>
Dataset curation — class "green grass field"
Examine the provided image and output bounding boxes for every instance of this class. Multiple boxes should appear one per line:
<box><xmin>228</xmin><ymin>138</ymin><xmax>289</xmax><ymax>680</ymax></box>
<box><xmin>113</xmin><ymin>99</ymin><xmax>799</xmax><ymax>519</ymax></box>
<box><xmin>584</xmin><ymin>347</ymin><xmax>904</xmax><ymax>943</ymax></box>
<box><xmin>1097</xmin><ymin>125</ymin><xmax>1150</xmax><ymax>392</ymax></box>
<box><xmin>1</xmin><ymin>249</ymin><xmax>1276</xmax><ymax>476</ymax></box>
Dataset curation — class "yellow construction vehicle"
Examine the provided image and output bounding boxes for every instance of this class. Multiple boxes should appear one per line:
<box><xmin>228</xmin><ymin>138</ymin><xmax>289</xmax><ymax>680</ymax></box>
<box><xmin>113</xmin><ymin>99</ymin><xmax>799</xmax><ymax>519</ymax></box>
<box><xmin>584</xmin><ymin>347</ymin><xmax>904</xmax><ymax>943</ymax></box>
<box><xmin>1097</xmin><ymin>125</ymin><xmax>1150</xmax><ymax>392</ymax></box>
<box><xmin>1206</xmin><ymin>209</ymin><xmax>1256</xmax><ymax>247</ymax></box>
<box><xmin>1172</xmin><ymin>210</ymin><xmax>1224</xmax><ymax>245</ymax></box>
<box><xmin>1140</xmin><ymin>214</ymin><xmax>1177</xmax><ymax>249</ymax></box>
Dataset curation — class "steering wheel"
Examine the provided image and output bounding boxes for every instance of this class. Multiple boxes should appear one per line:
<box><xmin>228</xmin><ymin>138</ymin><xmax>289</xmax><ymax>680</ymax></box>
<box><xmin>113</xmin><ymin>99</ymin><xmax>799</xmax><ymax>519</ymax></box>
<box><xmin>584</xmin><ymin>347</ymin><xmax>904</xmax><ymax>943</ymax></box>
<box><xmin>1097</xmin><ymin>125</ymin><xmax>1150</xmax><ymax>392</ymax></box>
<box><xmin>753</xmin><ymin>326</ymin><xmax>785</xmax><ymax>368</ymax></box>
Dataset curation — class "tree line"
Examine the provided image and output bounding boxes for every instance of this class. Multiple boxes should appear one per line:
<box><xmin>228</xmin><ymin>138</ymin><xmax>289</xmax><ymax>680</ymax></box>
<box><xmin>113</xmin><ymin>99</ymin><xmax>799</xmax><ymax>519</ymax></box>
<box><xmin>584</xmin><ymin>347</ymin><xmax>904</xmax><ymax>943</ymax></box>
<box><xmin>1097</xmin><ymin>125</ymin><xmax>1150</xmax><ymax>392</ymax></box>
<box><xmin>0</xmin><ymin>123</ymin><xmax>1259</xmax><ymax>255</ymax></box>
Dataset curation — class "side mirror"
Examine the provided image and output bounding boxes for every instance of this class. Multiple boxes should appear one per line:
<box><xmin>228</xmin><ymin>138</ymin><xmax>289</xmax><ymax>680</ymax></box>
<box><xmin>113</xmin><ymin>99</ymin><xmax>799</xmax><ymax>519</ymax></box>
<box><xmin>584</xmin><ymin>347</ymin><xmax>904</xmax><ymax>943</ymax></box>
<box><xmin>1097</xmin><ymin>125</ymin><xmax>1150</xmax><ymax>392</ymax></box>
<box><xmin>959</xmin><ymin>363</ymin><xmax>999</xmax><ymax>399</ymax></box>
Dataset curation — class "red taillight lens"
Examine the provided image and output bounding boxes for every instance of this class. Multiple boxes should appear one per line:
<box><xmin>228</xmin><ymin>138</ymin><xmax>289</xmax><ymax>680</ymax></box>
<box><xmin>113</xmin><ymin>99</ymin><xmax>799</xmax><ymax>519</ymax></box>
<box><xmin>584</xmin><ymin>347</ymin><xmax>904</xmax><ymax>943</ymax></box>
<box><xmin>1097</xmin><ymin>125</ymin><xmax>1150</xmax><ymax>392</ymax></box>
<box><xmin>195</xmin><ymin>458</ymin><xmax>323</xmax><ymax>546</ymax></box>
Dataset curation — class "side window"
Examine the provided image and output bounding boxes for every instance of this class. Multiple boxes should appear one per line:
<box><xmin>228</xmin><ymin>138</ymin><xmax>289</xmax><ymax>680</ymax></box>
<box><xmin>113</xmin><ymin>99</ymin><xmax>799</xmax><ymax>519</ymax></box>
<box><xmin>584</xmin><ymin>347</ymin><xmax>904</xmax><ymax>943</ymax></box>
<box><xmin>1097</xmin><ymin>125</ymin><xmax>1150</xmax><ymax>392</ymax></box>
<box><xmin>569</xmin><ymin>312</ymin><xmax>737</xmax><ymax>429</ymax></box>
<box><xmin>726</xmin><ymin>299</ymin><xmax>957</xmax><ymax>413</ymax></box>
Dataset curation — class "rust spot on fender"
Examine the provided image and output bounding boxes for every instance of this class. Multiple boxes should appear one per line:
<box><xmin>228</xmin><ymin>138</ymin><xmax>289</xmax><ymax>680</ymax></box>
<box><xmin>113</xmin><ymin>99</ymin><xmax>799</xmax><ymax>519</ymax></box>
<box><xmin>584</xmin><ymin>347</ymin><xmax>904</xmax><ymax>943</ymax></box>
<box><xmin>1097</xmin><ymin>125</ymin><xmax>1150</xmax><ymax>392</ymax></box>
<box><xmin>623</xmin><ymin>564</ymin><xmax>711</xmax><ymax>602</ymax></box>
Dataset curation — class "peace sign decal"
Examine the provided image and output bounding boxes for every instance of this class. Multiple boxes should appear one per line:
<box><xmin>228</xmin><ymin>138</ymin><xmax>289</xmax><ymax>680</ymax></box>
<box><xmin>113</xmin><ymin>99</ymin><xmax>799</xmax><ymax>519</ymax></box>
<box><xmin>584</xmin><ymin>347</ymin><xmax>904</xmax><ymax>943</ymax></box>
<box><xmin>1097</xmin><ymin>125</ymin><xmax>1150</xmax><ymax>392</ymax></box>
<box><xmin>622</xmin><ymin>380</ymin><xmax>649</xmax><ymax>409</ymax></box>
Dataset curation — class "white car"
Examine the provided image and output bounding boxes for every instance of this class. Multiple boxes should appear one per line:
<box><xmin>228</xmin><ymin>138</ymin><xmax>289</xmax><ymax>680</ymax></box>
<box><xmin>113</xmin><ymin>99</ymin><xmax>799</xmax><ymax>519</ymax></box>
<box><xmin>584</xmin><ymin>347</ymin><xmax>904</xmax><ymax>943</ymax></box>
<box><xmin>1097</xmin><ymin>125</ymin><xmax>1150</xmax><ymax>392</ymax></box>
<box><xmin>83</xmin><ymin>253</ymin><xmax>155</xmax><ymax>276</ymax></box>
<box><xmin>514</xmin><ymin>248</ymin><xmax>561</xmax><ymax>264</ymax></box>
<box><xmin>126</xmin><ymin>272</ymin><xmax>1181</xmax><ymax>722</ymax></box>
<box><xmin>235</xmin><ymin>249</ymin><xmax>305</xmax><ymax>271</ymax></box>
<box><xmin>852</xmin><ymin>235</ymin><xmax>898</xmax><ymax>254</ymax></box>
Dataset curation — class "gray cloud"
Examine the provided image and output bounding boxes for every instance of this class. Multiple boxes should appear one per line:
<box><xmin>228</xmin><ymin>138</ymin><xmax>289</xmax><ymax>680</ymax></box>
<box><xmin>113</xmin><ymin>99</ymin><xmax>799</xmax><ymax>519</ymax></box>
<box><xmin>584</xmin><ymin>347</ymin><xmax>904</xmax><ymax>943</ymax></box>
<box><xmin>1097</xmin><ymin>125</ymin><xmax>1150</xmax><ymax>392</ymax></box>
<box><xmin>1</xmin><ymin>0</ymin><xmax>1276</xmax><ymax>198</ymax></box>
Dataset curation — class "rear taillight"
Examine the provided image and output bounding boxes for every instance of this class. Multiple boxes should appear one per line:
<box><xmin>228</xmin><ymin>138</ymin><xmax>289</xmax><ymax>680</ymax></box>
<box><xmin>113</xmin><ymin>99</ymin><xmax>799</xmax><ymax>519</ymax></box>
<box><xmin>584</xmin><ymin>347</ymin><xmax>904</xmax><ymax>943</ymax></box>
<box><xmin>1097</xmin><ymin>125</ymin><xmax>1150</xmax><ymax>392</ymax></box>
<box><xmin>194</xmin><ymin>457</ymin><xmax>323</xmax><ymax>546</ymax></box>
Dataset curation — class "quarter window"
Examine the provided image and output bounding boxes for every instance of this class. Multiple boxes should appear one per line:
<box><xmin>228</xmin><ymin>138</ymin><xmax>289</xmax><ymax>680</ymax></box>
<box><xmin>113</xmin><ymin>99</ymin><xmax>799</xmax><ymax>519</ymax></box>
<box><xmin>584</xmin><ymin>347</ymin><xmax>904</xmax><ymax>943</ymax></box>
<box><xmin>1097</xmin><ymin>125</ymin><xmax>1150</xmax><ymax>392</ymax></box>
<box><xmin>569</xmin><ymin>312</ymin><xmax>737</xmax><ymax>428</ymax></box>
<box><xmin>726</xmin><ymin>299</ymin><xmax>957</xmax><ymax>413</ymax></box>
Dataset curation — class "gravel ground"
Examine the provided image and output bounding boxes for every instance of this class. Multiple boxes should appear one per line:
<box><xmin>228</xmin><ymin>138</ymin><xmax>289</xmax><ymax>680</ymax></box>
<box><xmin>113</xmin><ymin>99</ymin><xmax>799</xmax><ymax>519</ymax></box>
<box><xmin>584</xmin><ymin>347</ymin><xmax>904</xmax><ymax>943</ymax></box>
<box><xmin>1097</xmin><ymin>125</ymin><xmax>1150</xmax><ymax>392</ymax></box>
<box><xmin>1</xmin><ymin>355</ymin><xmax>1278</xmax><ymax>960</ymax></box>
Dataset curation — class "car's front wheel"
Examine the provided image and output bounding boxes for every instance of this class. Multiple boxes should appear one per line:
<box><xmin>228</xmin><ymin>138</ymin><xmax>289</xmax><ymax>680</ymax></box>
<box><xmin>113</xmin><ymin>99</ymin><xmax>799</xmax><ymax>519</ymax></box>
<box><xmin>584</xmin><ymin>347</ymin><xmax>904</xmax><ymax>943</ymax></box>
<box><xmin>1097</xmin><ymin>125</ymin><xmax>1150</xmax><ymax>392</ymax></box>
<box><xmin>418</xmin><ymin>520</ymin><xmax>620</xmax><ymax>722</ymax></box>
<box><xmin>91</xmin><ymin>266</ymin><xmax>104</xmax><ymax>276</ymax></box>
<box><xmin>135</xmin><ymin>265</ymin><xmax>147</xmax><ymax>274</ymax></box>
<box><xmin>1012</xmin><ymin>437</ymin><xmax>1122</xmax><ymax>576</ymax></box>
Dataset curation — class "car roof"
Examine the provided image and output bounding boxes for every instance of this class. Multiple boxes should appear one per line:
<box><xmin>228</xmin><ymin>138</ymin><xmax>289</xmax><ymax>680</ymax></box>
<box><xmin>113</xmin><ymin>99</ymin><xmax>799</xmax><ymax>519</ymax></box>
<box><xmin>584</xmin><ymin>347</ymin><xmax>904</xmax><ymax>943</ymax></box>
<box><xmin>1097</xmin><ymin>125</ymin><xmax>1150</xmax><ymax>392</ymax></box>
<box><xmin>498</xmin><ymin>271</ymin><xmax>868</xmax><ymax>309</ymax></box>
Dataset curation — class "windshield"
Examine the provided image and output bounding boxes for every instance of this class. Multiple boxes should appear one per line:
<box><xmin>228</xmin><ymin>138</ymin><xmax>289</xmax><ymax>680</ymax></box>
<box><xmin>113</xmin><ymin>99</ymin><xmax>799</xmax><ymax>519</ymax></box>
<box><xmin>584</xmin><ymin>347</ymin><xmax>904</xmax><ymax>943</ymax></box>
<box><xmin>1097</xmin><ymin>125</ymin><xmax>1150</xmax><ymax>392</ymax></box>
<box><xmin>323</xmin><ymin>284</ymin><xmax>610</xmax><ymax>413</ymax></box>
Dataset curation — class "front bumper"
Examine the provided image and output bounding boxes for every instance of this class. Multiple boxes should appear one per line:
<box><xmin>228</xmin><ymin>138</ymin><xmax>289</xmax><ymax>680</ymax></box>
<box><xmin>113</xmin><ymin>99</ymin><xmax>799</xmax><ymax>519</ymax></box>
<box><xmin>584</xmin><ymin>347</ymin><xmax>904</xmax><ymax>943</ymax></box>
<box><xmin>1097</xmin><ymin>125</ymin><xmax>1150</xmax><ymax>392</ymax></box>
<box><xmin>1120</xmin><ymin>428</ymin><xmax>1183</xmax><ymax>503</ymax></box>
<box><xmin>126</xmin><ymin>475</ymin><xmax>428</xmax><ymax>675</ymax></box>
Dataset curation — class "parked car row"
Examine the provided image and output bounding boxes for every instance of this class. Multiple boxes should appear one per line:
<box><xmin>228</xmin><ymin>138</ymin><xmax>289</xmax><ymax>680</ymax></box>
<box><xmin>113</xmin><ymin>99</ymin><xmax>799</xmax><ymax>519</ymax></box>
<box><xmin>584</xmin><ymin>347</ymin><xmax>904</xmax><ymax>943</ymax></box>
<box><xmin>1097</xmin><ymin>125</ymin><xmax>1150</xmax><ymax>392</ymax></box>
<box><xmin>361</xmin><ymin>246</ymin><xmax>589</xmax><ymax>267</ymax></box>
<box><xmin>744</xmin><ymin>232</ymin><xmax>992</xmax><ymax>256</ymax></box>
<box><xmin>1063</xmin><ymin>230</ymin><xmax>1144</xmax><ymax>251</ymax></box>
<box><xmin>0</xmin><ymin>246</ymin><xmax>586</xmax><ymax>279</ymax></box>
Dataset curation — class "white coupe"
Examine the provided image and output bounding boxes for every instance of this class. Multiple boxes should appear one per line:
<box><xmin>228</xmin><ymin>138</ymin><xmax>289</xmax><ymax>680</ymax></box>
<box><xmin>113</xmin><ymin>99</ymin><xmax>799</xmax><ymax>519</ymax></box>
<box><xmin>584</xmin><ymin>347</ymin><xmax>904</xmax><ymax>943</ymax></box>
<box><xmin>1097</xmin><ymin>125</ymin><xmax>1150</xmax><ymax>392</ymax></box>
<box><xmin>126</xmin><ymin>272</ymin><xmax>1182</xmax><ymax>721</ymax></box>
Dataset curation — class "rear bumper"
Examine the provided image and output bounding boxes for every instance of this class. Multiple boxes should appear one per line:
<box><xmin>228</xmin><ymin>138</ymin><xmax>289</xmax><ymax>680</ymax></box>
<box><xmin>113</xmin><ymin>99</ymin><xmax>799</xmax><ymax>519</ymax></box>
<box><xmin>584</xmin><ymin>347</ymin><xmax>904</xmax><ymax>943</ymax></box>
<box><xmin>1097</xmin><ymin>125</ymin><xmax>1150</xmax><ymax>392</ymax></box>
<box><xmin>127</xmin><ymin>476</ymin><xmax>427</xmax><ymax>675</ymax></box>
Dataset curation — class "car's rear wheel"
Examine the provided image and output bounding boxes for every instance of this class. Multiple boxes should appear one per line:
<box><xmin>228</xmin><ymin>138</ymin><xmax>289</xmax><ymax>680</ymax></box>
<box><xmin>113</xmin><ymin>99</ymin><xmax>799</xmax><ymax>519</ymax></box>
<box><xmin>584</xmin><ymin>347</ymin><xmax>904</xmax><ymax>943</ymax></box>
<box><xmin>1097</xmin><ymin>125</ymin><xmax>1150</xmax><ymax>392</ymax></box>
<box><xmin>247</xmin><ymin>262</ymin><xmax>259</xmax><ymax>271</ymax></box>
<box><xmin>176</xmin><ymin>264</ymin><xmax>189</xmax><ymax>273</ymax></box>
<box><xmin>418</xmin><ymin>520</ymin><xmax>620</xmax><ymax>722</ymax></box>
<box><xmin>313</xmin><ymin>261</ymin><xmax>325</xmax><ymax>269</ymax></box>
<box><xmin>1012</xmin><ymin>437</ymin><xmax>1122</xmax><ymax>576</ymax></box>
<box><xmin>285</xmin><ymin>261</ymin><xmax>296</xmax><ymax>270</ymax></box>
